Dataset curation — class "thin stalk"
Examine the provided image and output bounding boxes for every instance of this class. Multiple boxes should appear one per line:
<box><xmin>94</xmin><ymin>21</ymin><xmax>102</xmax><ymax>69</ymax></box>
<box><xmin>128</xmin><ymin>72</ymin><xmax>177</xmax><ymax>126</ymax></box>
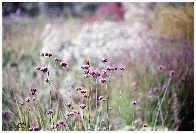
<box><xmin>153</xmin><ymin>77</ymin><xmax>171</xmax><ymax>131</ymax></box>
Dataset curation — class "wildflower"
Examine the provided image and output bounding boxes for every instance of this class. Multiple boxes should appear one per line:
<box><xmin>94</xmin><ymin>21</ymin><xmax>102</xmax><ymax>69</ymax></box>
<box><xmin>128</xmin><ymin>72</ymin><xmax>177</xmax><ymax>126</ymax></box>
<box><xmin>102</xmin><ymin>58</ymin><xmax>108</xmax><ymax>62</ymax></box>
<box><xmin>98</xmin><ymin>96</ymin><xmax>104</xmax><ymax>100</ymax></box>
<box><xmin>45</xmin><ymin>78</ymin><xmax>50</xmax><ymax>83</ymax></box>
<box><xmin>76</xmin><ymin>87</ymin><xmax>82</xmax><ymax>91</ymax></box>
<box><xmin>51</xmin><ymin>125</ymin><xmax>55</xmax><ymax>129</ymax></box>
<box><xmin>180</xmin><ymin>78</ymin><xmax>185</xmax><ymax>84</ymax></box>
<box><xmin>84</xmin><ymin>69</ymin><xmax>89</xmax><ymax>74</ymax></box>
<box><xmin>69</xmin><ymin>112</ymin><xmax>75</xmax><ymax>116</ymax></box>
<box><xmin>83</xmin><ymin>74</ymin><xmax>90</xmax><ymax>78</ymax></box>
<box><xmin>103</xmin><ymin>127</ymin><xmax>107</xmax><ymax>131</ymax></box>
<box><xmin>31</xmin><ymin>88</ymin><xmax>37</xmax><ymax>95</ymax></box>
<box><xmin>148</xmin><ymin>91</ymin><xmax>153</xmax><ymax>99</ymax></box>
<box><xmin>101</xmin><ymin>119</ymin><xmax>105</xmax><ymax>122</ymax></box>
<box><xmin>19</xmin><ymin>102</ymin><xmax>24</xmax><ymax>105</ymax></box>
<box><xmin>90</xmin><ymin>69</ymin><xmax>101</xmax><ymax>78</ymax></box>
<box><xmin>80</xmin><ymin>104</ymin><xmax>86</xmax><ymax>109</ymax></box>
<box><xmin>48</xmin><ymin>53</ymin><xmax>52</xmax><ymax>57</ymax></box>
<box><xmin>32</xmin><ymin>97</ymin><xmax>37</xmax><ymax>101</ymax></box>
<box><xmin>2</xmin><ymin>111</ymin><xmax>10</xmax><ymax>121</ymax></box>
<box><xmin>65</xmin><ymin>103</ymin><xmax>72</xmax><ymax>108</ymax></box>
<box><xmin>58</xmin><ymin>120</ymin><xmax>65</xmax><ymax>125</ymax></box>
<box><xmin>80</xmin><ymin>88</ymin><xmax>87</xmax><ymax>95</ymax></box>
<box><xmin>26</xmin><ymin>97</ymin><xmax>30</xmax><ymax>102</ymax></box>
<box><xmin>40</xmin><ymin>67</ymin><xmax>48</xmax><ymax>73</ymax></box>
<box><xmin>46</xmin><ymin>109</ymin><xmax>53</xmax><ymax>115</ymax></box>
<box><xmin>109</xmin><ymin>107</ymin><xmax>112</xmax><ymax>110</ymax></box>
<box><xmin>60</xmin><ymin>62</ymin><xmax>68</xmax><ymax>68</ymax></box>
<box><xmin>55</xmin><ymin>123</ymin><xmax>60</xmax><ymax>128</ymax></box>
<box><xmin>100</xmin><ymin>78</ymin><xmax>107</xmax><ymax>84</ymax></box>
<box><xmin>169</xmin><ymin>70</ymin><xmax>175</xmax><ymax>76</ymax></box>
<box><xmin>29</xmin><ymin>126</ymin><xmax>39</xmax><ymax>131</ymax></box>
<box><xmin>45</xmin><ymin>53</ymin><xmax>49</xmax><ymax>56</ymax></box>
<box><xmin>54</xmin><ymin>57</ymin><xmax>61</xmax><ymax>62</ymax></box>
<box><xmin>73</xmin><ymin>110</ymin><xmax>80</xmax><ymax>114</ymax></box>
<box><xmin>131</xmin><ymin>101</ymin><xmax>137</xmax><ymax>105</ymax></box>
<box><xmin>143</xmin><ymin>124</ymin><xmax>148</xmax><ymax>127</ymax></box>
<box><xmin>158</xmin><ymin>65</ymin><xmax>165</xmax><ymax>71</ymax></box>
<box><xmin>40</xmin><ymin>53</ymin><xmax>44</xmax><ymax>57</ymax></box>
<box><xmin>153</xmin><ymin>87</ymin><xmax>160</xmax><ymax>94</ymax></box>
<box><xmin>107</xmin><ymin>66</ymin><xmax>115</xmax><ymax>71</ymax></box>
<box><xmin>119</xmin><ymin>67</ymin><xmax>125</xmax><ymax>71</ymax></box>
<box><xmin>66</xmin><ymin>112</ymin><xmax>70</xmax><ymax>117</ymax></box>
<box><xmin>162</xmin><ymin>85</ymin><xmax>167</xmax><ymax>90</ymax></box>
<box><xmin>36</xmin><ymin>67</ymin><xmax>41</xmax><ymax>71</ymax></box>
<box><xmin>81</xmin><ymin>65</ymin><xmax>90</xmax><ymax>69</ymax></box>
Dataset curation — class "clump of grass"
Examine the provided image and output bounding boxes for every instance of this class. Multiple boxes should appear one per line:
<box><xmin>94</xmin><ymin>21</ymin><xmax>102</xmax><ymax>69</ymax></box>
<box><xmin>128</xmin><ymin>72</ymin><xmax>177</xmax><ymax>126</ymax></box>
<box><xmin>149</xmin><ymin>3</ymin><xmax>194</xmax><ymax>46</ymax></box>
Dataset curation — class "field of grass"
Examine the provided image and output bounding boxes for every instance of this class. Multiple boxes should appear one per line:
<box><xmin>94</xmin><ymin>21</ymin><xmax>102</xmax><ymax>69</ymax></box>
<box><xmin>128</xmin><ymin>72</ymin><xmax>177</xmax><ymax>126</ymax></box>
<box><xmin>2</xmin><ymin>4</ymin><xmax>194</xmax><ymax>131</ymax></box>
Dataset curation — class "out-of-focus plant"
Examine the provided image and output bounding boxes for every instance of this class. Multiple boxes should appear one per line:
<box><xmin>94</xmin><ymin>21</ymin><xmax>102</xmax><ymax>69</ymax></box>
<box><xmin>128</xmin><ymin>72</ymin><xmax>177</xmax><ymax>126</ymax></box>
<box><xmin>149</xmin><ymin>3</ymin><xmax>194</xmax><ymax>46</ymax></box>
<box><xmin>83</xmin><ymin>3</ymin><xmax>125</xmax><ymax>23</ymax></box>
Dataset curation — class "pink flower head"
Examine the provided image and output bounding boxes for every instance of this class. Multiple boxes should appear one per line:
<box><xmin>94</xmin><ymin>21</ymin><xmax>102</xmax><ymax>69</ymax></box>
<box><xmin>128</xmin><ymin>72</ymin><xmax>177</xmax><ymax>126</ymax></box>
<box><xmin>148</xmin><ymin>91</ymin><xmax>153</xmax><ymax>99</ymax></box>
<box><xmin>103</xmin><ymin>127</ymin><xmax>106</xmax><ymax>131</ymax></box>
<box><xmin>100</xmin><ymin>78</ymin><xmax>107</xmax><ymax>84</ymax></box>
<box><xmin>162</xmin><ymin>85</ymin><xmax>167</xmax><ymax>90</ymax></box>
<box><xmin>158</xmin><ymin>65</ymin><xmax>165</xmax><ymax>71</ymax></box>
<box><xmin>107</xmin><ymin>66</ymin><xmax>115</xmax><ymax>71</ymax></box>
<box><xmin>36</xmin><ymin>67</ymin><xmax>41</xmax><ymax>71</ymax></box>
<box><xmin>31</xmin><ymin>88</ymin><xmax>37</xmax><ymax>95</ymax></box>
<box><xmin>54</xmin><ymin>57</ymin><xmax>61</xmax><ymax>62</ymax></box>
<box><xmin>45</xmin><ymin>53</ymin><xmax>49</xmax><ymax>56</ymax></box>
<box><xmin>58</xmin><ymin>120</ymin><xmax>65</xmax><ymax>125</ymax></box>
<box><xmin>19</xmin><ymin>102</ymin><xmax>24</xmax><ymax>105</ymax></box>
<box><xmin>119</xmin><ymin>67</ymin><xmax>125</xmax><ymax>71</ymax></box>
<box><xmin>69</xmin><ymin>112</ymin><xmax>75</xmax><ymax>116</ymax></box>
<box><xmin>98</xmin><ymin>96</ymin><xmax>104</xmax><ymax>100</ymax></box>
<box><xmin>40</xmin><ymin>67</ymin><xmax>48</xmax><ymax>73</ymax></box>
<box><xmin>51</xmin><ymin>125</ymin><xmax>55</xmax><ymax>129</ymax></box>
<box><xmin>66</xmin><ymin>112</ymin><xmax>70</xmax><ymax>117</ymax></box>
<box><xmin>60</xmin><ymin>62</ymin><xmax>68</xmax><ymax>68</ymax></box>
<box><xmin>143</xmin><ymin>124</ymin><xmax>148</xmax><ymax>127</ymax></box>
<box><xmin>65</xmin><ymin>103</ymin><xmax>72</xmax><ymax>108</ymax></box>
<box><xmin>80</xmin><ymin>88</ymin><xmax>87</xmax><ymax>95</ymax></box>
<box><xmin>26</xmin><ymin>97</ymin><xmax>30</xmax><ymax>102</ymax></box>
<box><xmin>109</xmin><ymin>107</ymin><xmax>112</xmax><ymax>110</ymax></box>
<box><xmin>83</xmin><ymin>74</ymin><xmax>90</xmax><ymax>78</ymax></box>
<box><xmin>153</xmin><ymin>87</ymin><xmax>160</xmax><ymax>94</ymax></box>
<box><xmin>76</xmin><ymin>87</ymin><xmax>82</xmax><ymax>91</ymax></box>
<box><xmin>46</xmin><ymin>109</ymin><xmax>53</xmax><ymax>115</ymax></box>
<box><xmin>40</xmin><ymin>53</ymin><xmax>44</xmax><ymax>57</ymax></box>
<box><xmin>81</xmin><ymin>65</ymin><xmax>90</xmax><ymax>69</ymax></box>
<box><xmin>102</xmin><ymin>58</ymin><xmax>108</xmax><ymax>63</ymax></box>
<box><xmin>169</xmin><ymin>70</ymin><xmax>175</xmax><ymax>76</ymax></box>
<box><xmin>132</xmin><ymin>101</ymin><xmax>137</xmax><ymax>105</ymax></box>
<box><xmin>48</xmin><ymin>53</ymin><xmax>52</xmax><ymax>57</ymax></box>
<box><xmin>84</xmin><ymin>69</ymin><xmax>89</xmax><ymax>74</ymax></box>
<box><xmin>55</xmin><ymin>123</ymin><xmax>60</xmax><ymax>128</ymax></box>
<box><xmin>90</xmin><ymin>69</ymin><xmax>101</xmax><ymax>78</ymax></box>
<box><xmin>73</xmin><ymin>110</ymin><xmax>80</xmax><ymax>114</ymax></box>
<box><xmin>32</xmin><ymin>97</ymin><xmax>37</xmax><ymax>101</ymax></box>
<box><xmin>80</xmin><ymin>104</ymin><xmax>86</xmax><ymax>109</ymax></box>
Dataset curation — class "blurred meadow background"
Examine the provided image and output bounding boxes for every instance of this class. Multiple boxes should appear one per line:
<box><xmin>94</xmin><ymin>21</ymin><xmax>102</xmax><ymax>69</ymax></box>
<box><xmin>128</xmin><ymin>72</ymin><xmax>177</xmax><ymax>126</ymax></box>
<box><xmin>2</xmin><ymin>2</ymin><xmax>194</xmax><ymax>131</ymax></box>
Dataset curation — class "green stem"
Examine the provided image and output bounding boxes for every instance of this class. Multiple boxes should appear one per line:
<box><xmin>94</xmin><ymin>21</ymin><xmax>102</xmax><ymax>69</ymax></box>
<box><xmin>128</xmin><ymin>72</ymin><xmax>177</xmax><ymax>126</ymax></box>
<box><xmin>153</xmin><ymin>77</ymin><xmax>171</xmax><ymax>131</ymax></box>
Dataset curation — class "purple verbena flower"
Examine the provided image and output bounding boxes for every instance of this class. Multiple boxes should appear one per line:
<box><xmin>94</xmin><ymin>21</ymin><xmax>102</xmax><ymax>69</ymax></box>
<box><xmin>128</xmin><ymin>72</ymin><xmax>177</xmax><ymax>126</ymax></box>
<box><xmin>60</xmin><ymin>62</ymin><xmax>68</xmax><ymax>68</ymax></box>
<box><xmin>26</xmin><ymin>97</ymin><xmax>30</xmax><ymax>102</ymax></box>
<box><xmin>81</xmin><ymin>65</ymin><xmax>90</xmax><ymax>69</ymax></box>
<box><xmin>54</xmin><ymin>57</ymin><xmax>61</xmax><ymax>62</ymax></box>
<box><xmin>80</xmin><ymin>104</ymin><xmax>86</xmax><ymax>109</ymax></box>
<box><xmin>102</xmin><ymin>58</ymin><xmax>108</xmax><ymax>63</ymax></box>
<box><xmin>158</xmin><ymin>65</ymin><xmax>165</xmax><ymax>71</ymax></box>
<box><xmin>169</xmin><ymin>70</ymin><xmax>175</xmax><ymax>77</ymax></box>
<box><xmin>65</xmin><ymin>103</ymin><xmax>72</xmax><ymax>108</ymax></box>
